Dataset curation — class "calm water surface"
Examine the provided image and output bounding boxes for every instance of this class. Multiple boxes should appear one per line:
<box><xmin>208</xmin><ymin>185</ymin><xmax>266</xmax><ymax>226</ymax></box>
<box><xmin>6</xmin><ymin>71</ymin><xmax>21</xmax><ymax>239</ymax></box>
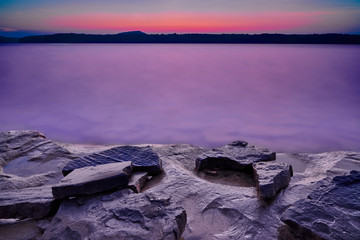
<box><xmin>0</xmin><ymin>44</ymin><xmax>359</xmax><ymax>152</ymax></box>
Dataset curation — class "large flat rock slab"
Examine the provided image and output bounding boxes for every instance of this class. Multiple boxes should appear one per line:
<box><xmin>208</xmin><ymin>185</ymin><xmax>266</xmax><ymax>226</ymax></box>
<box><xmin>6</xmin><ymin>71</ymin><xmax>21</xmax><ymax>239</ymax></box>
<box><xmin>62</xmin><ymin>145</ymin><xmax>162</xmax><ymax>176</ymax></box>
<box><xmin>253</xmin><ymin>161</ymin><xmax>293</xmax><ymax>199</ymax></box>
<box><xmin>195</xmin><ymin>141</ymin><xmax>276</xmax><ymax>172</ymax></box>
<box><xmin>52</xmin><ymin>161</ymin><xmax>132</xmax><ymax>199</ymax></box>
<box><xmin>281</xmin><ymin>170</ymin><xmax>360</xmax><ymax>240</ymax></box>
<box><xmin>0</xmin><ymin>186</ymin><xmax>59</xmax><ymax>220</ymax></box>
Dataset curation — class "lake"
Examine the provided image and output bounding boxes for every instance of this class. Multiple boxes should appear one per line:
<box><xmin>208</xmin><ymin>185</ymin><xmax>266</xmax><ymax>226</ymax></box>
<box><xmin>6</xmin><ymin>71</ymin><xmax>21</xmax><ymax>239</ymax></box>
<box><xmin>0</xmin><ymin>44</ymin><xmax>359</xmax><ymax>152</ymax></box>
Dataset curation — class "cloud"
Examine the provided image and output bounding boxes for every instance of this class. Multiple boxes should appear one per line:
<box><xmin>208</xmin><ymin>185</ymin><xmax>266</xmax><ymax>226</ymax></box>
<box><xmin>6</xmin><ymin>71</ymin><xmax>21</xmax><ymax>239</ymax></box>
<box><xmin>0</xmin><ymin>27</ymin><xmax>18</xmax><ymax>32</ymax></box>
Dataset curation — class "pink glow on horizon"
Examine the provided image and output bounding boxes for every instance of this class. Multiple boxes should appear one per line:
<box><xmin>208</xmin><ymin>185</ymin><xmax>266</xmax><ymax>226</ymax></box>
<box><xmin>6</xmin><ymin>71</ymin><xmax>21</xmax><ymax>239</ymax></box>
<box><xmin>48</xmin><ymin>11</ymin><xmax>334</xmax><ymax>33</ymax></box>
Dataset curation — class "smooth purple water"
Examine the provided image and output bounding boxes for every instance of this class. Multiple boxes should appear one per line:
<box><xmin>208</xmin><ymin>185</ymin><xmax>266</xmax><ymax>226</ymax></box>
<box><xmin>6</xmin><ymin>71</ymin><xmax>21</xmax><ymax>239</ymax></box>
<box><xmin>0</xmin><ymin>44</ymin><xmax>359</xmax><ymax>152</ymax></box>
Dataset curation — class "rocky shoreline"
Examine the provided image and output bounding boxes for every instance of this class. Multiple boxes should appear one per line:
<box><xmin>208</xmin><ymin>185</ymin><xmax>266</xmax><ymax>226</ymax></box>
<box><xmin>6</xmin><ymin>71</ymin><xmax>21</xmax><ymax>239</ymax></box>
<box><xmin>0</xmin><ymin>130</ymin><xmax>359</xmax><ymax>240</ymax></box>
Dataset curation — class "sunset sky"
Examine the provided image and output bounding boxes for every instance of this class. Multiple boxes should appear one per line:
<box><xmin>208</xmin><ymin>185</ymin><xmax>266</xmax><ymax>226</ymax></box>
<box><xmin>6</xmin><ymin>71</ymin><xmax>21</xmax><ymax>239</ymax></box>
<box><xmin>1</xmin><ymin>0</ymin><xmax>360</xmax><ymax>37</ymax></box>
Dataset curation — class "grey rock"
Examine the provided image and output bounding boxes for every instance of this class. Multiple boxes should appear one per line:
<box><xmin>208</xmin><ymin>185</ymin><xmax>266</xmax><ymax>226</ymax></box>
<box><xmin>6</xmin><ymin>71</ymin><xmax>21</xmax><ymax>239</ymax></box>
<box><xmin>0</xmin><ymin>130</ymin><xmax>75</xmax><ymax>186</ymax></box>
<box><xmin>0</xmin><ymin>186</ymin><xmax>59</xmax><ymax>220</ymax></box>
<box><xmin>0</xmin><ymin>218</ymin><xmax>43</xmax><ymax>240</ymax></box>
<box><xmin>195</xmin><ymin>141</ymin><xmax>276</xmax><ymax>172</ymax></box>
<box><xmin>0</xmin><ymin>171</ymin><xmax>57</xmax><ymax>190</ymax></box>
<box><xmin>128</xmin><ymin>172</ymin><xmax>149</xmax><ymax>193</ymax></box>
<box><xmin>1</xmin><ymin>133</ymin><xmax>360</xmax><ymax>240</ymax></box>
<box><xmin>0</xmin><ymin>130</ymin><xmax>73</xmax><ymax>168</ymax></box>
<box><xmin>52</xmin><ymin>161</ymin><xmax>132</xmax><ymax>199</ymax></box>
<box><xmin>281</xmin><ymin>170</ymin><xmax>360</xmax><ymax>240</ymax></box>
<box><xmin>40</xmin><ymin>190</ymin><xmax>186</xmax><ymax>240</ymax></box>
<box><xmin>62</xmin><ymin>145</ymin><xmax>162</xmax><ymax>176</ymax></box>
<box><xmin>0</xmin><ymin>130</ymin><xmax>46</xmax><ymax>167</ymax></box>
<box><xmin>253</xmin><ymin>161</ymin><xmax>293</xmax><ymax>199</ymax></box>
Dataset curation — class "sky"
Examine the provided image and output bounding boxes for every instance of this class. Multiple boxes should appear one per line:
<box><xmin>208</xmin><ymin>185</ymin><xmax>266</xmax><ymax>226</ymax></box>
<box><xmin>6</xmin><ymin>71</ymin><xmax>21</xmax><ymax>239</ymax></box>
<box><xmin>1</xmin><ymin>0</ymin><xmax>360</xmax><ymax>37</ymax></box>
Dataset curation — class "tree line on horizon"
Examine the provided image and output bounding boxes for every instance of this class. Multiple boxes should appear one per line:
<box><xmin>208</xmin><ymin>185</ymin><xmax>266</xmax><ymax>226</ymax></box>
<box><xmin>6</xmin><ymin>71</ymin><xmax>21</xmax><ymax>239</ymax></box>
<box><xmin>1</xmin><ymin>31</ymin><xmax>360</xmax><ymax>44</ymax></box>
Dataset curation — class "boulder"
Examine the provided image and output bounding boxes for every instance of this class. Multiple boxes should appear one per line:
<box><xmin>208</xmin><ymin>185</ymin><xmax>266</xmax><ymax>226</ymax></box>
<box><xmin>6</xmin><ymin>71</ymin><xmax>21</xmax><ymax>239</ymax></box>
<box><xmin>128</xmin><ymin>172</ymin><xmax>149</xmax><ymax>193</ymax></box>
<box><xmin>41</xmin><ymin>190</ymin><xmax>187</xmax><ymax>240</ymax></box>
<box><xmin>281</xmin><ymin>171</ymin><xmax>360</xmax><ymax>240</ymax></box>
<box><xmin>195</xmin><ymin>141</ymin><xmax>276</xmax><ymax>172</ymax></box>
<box><xmin>62</xmin><ymin>145</ymin><xmax>162</xmax><ymax>176</ymax></box>
<box><xmin>52</xmin><ymin>161</ymin><xmax>132</xmax><ymax>199</ymax></box>
<box><xmin>253</xmin><ymin>161</ymin><xmax>293</xmax><ymax>199</ymax></box>
<box><xmin>0</xmin><ymin>186</ymin><xmax>59</xmax><ymax>220</ymax></box>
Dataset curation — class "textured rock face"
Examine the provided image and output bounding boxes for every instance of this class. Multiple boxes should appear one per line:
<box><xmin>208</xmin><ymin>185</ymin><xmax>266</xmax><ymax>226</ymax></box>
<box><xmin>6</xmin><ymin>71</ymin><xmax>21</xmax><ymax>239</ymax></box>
<box><xmin>0</xmin><ymin>130</ymin><xmax>75</xmax><ymax>190</ymax></box>
<box><xmin>0</xmin><ymin>130</ymin><xmax>73</xmax><ymax>169</ymax></box>
<box><xmin>41</xmin><ymin>190</ymin><xmax>186</xmax><ymax>240</ymax></box>
<box><xmin>62</xmin><ymin>145</ymin><xmax>162</xmax><ymax>176</ymax></box>
<box><xmin>0</xmin><ymin>186</ymin><xmax>59</xmax><ymax>220</ymax></box>
<box><xmin>195</xmin><ymin>141</ymin><xmax>276</xmax><ymax>172</ymax></box>
<box><xmin>0</xmin><ymin>130</ymin><xmax>46</xmax><ymax>167</ymax></box>
<box><xmin>52</xmin><ymin>161</ymin><xmax>132</xmax><ymax>199</ymax></box>
<box><xmin>281</xmin><ymin>170</ymin><xmax>360</xmax><ymax>240</ymax></box>
<box><xmin>0</xmin><ymin>171</ymin><xmax>57</xmax><ymax>191</ymax></box>
<box><xmin>253</xmin><ymin>161</ymin><xmax>293</xmax><ymax>198</ymax></box>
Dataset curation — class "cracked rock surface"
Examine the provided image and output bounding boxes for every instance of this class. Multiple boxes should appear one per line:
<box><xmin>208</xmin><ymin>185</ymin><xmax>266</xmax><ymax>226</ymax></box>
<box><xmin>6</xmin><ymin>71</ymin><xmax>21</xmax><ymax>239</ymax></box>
<box><xmin>281</xmin><ymin>170</ymin><xmax>360</xmax><ymax>240</ymax></box>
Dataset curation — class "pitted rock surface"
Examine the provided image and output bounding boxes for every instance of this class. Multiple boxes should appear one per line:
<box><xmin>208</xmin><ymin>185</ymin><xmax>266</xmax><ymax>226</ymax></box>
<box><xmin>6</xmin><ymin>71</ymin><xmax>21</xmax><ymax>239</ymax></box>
<box><xmin>62</xmin><ymin>145</ymin><xmax>162</xmax><ymax>176</ymax></box>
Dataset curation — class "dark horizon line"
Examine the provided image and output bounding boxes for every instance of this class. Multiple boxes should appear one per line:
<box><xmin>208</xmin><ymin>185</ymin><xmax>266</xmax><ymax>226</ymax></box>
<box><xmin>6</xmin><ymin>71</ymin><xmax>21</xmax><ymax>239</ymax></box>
<box><xmin>1</xmin><ymin>31</ymin><xmax>360</xmax><ymax>44</ymax></box>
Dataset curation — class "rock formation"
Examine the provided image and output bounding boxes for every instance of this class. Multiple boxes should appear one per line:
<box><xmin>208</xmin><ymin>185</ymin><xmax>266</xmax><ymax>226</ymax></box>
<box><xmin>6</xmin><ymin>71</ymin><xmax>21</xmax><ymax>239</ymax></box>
<box><xmin>253</xmin><ymin>161</ymin><xmax>293</xmax><ymax>199</ymax></box>
<box><xmin>0</xmin><ymin>130</ymin><xmax>359</xmax><ymax>240</ymax></box>
<box><xmin>52</xmin><ymin>161</ymin><xmax>132</xmax><ymax>199</ymax></box>
<box><xmin>62</xmin><ymin>145</ymin><xmax>162</xmax><ymax>176</ymax></box>
<box><xmin>281</xmin><ymin>170</ymin><xmax>360</xmax><ymax>240</ymax></box>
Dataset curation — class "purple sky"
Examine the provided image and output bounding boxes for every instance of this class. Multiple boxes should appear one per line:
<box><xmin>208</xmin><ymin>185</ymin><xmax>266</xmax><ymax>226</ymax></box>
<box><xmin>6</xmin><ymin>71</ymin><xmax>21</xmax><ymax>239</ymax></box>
<box><xmin>1</xmin><ymin>0</ymin><xmax>360</xmax><ymax>37</ymax></box>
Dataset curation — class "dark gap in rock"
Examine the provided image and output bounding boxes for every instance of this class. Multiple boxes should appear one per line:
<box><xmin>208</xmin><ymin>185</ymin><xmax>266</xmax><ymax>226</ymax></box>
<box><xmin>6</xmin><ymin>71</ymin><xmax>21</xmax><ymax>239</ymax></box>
<box><xmin>196</xmin><ymin>168</ymin><xmax>256</xmax><ymax>187</ymax></box>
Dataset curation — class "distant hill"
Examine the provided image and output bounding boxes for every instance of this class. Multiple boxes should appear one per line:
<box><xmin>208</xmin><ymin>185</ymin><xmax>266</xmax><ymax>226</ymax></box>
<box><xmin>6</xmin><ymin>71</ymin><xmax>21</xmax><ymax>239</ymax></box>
<box><xmin>1</xmin><ymin>31</ymin><xmax>360</xmax><ymax>44</ymax></box>
<box><xmin>0</xmin><ymin>36</ymin><xmax>19</xmax><ymax>43</ymax></box>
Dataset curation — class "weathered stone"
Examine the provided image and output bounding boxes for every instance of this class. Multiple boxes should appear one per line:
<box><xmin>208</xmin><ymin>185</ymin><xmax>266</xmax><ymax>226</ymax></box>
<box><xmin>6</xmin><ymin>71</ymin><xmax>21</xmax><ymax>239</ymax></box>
<box><xmin>62</xmin><ymin>145</ymin><xmax>162</xmax><ymax>176</ymax></box>
<box><xmin>0</xmin><ymin>218</ymin><xmax>50</xmax><ymax>240</ymax></box>
<box><xmin>41</xmin><ymin>191</ymin><xmax>187</xmax><ymax>240</ymax></box>
<box><xmin>1</xmin><ymin>132</ymin><xmax>360</xmax><ymax>240</ymax></box>
<box><xmin>195</xmin><ymin>141</ymin><xmax>276</xmax><ymax>172</ymax></box>
<box><xmin>0</xmin><ymin>171</ymin><xmax>57</xmax><ymax>190</ymax></box>
<box><xmin>0</xmin><ymin>186</ymin><xmax>59</xmax><ymax>220</ymax></box>
<box><xmin>0</xmin><ymin>130</ymin><xmax>75</xmax><ymax>188</ymax></box>
<box><xmin>128</xmin><ymin>172</ymin><xmax>149</xmax><ymax>193</ymax></box>
<box><xmin>281</xmin><ymin>171</ymin><xmax>360</xmax><ymax>240</ymax></box>
<box><xmin>0</xmin><ymin>130</ymin><xmax>46</xmax><ymax>166</ymax></box>
<box><xmin>0</xmin><ymin>130</ymin><xmax>73</xmax><ymax>169</ymax></box>
<box><xmin>253</xmin><ymin>161</ymin><xmax>293</xmax><ymax>199</ymax></box>
<box><xmin>52</xmin><ymin>161</ymin><xmax>132</xmax><ymax>199</ymax></box>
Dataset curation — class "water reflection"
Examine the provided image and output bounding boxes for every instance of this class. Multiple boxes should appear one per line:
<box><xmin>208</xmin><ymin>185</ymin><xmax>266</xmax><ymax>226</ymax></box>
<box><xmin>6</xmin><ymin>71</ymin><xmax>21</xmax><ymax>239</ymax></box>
<box><xmin>0</xmin><ymin>44</ymin><xmax>359</xmax><ymax>152</ymax></box>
